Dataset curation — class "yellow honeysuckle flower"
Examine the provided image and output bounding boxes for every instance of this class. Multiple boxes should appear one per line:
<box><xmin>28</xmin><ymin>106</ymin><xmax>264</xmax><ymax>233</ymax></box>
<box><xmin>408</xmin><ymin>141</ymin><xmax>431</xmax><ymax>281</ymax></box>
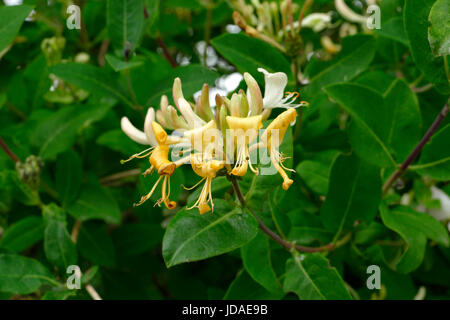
<box><xmin>258</xmin><ymin>108</ymin><xmax>297</xmax><ymax>190</ymax></box>
<box><xmin>187</xmin><ymin>154</ymin><xmax>225</xmax><ymax>215</ymax></box>
<box><xmin>226</xmin><ymin>115</ymin><xmax>263</xmax><ymax>176</ymax></box>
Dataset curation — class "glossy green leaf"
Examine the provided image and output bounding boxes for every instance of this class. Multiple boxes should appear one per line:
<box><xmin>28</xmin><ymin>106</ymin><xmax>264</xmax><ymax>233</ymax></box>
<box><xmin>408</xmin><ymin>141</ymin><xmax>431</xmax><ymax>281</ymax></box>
<box><xmin>320</xmin><ymin>154</ymin><xmax>381</xmax><ymax>234</ymax></box>
<box><xmin>0</xmin><ymin>5</ymin><xmax>33</xmax><ymax>53</ymax></box>
<box><xmin>303</xmin><ymin>35</ymin><xmax>376</xmax><ymax>99</ymax></box>
<box><xmin>66</xmin><ymin>183</ymin><xmax>121</xmax><ymax>224</ymax></box>
<box><xmin>380</xmin><ymin>205</ymin><xmax>450</xmax><ymax>273</ymax></box>
<box><xmin>241</xmin><ymin>232</ymin><xmax>283</xmax><ymax>294</ymax></box>
<box><xmin>43</xmin><ymin>204</ymin><xmax>78</xmax><ymax>268</ymax></box>
<box><xmin>428</xmin><ymin>0</ymin><xmax>450</xmax><ymax>57</ymax></box>
<box><xmin>78</xmin><ymin>223</ymin><xmax>116</xmax><ymax>267</ymax></box>
<box><xmin>55</xmin><ymin>150</ymin><xmax>83</xmax><ymax>206</ymax></box>
<box><xmin>211</xmin><ymin>33</ymin><xmax>293</xmax><ymax>84</ymax></box>
<box><xmin>405</xmin><ymin>0</ymin><xmax>450</xmax><ymax>94</ymax></box>
<box><xmin>283</xmin><ymin>253</ymin><xmax>352</xmax><ymax>300</ymax></box>
<box><xmin>162</xmin><ymin>200</ymin><xmax>258</xmax><ymax>267</ymax></box>
<box><xmin>107</xmin><ymin>0</ymin><xmax>144</xmax><ymax>51</ymax></box>
<box><xmin>49</xmin><ymin>63</ymin><xmax>134</xmax><ymax>107</ymax></box>
<box><xmin>416</xmin><ymin>124</ymin><xmax>450</xmax><ymax>180</ymax></box>
<box><xmin>383</xmin><ymin>79</ymin><xmax>422</xmax><ymax>161</ymax></box>
<box><xmin>0</xmin><ymin>254</ymin><xmax>58</xmax><ymax>295</ymax></box>
<box><xmin>0</xmin><ymin>216</ymin><xmax>44</xmax><ymax>253</ymax></box>
<box><xmin>324</xmin><ymin>83</ymin><xmax>395</xmax><ymax>167</ymax></box>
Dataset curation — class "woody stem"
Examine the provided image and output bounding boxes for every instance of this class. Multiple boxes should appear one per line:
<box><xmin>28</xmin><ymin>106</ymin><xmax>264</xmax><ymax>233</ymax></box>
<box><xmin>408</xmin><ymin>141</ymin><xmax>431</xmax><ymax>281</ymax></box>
<box><xmin>230</xmin><ymin>175</ymin><xmax>334</xmax><ymax>253</ymax></box>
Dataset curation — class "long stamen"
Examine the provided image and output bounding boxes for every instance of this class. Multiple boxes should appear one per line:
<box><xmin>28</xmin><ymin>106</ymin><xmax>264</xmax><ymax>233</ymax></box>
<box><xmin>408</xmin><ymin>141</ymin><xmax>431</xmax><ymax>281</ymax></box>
<box><xmin>182</xmin><ymin>177</ymin><xmax>206</xmax><ymax>190</ymax></box>
<box><xmin>121</xmin><ymin>146</ymin><xmax>155</xmax><ymax>164</ymax></box>
<box><xmin>134</xmin><ymin>175</ymin><xmax>163</xmax><ymax>207</ymax></box>
<box><xmin>270</xmin><ymin>147</ymin><xmax>293</xmax><ymax>190</ymax></box>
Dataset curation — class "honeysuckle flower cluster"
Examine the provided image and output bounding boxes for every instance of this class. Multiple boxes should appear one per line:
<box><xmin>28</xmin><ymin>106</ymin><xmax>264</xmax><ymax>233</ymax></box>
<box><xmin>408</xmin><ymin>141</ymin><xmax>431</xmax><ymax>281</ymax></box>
<box><xmin>120</xmin><ymin>68</ymin><xmax>307</xmax><ymax>215</ymax></box>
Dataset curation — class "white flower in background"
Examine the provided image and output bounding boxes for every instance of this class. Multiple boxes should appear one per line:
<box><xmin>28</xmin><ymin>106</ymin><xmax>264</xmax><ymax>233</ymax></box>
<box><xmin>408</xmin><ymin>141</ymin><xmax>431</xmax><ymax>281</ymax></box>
<box><xmin>424</xmin><ymin>187</ymin><xmax>450</xmax><ymax>221</ymax></box>
<box><xmin>301</xmin><ymin>13</ymin><xmax>333</xmax><ymax>32</ymax></box>
<box><xmin>258</xmin><ymin>68</ymin><xmax>305</xmax><ymax>109</ymax></box>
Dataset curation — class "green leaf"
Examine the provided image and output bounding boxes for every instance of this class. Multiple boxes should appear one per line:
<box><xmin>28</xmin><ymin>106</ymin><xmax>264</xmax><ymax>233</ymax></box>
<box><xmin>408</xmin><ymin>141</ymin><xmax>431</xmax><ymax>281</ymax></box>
<box><xmin>416</xmin><ymin>123</ymin><xmax>450</xmax><ymax>180</ymax></box>
<box><xmin>67</xmin><ymin>183</ymin><xmax>121</xmax><ymax>224</ymax></box>
<box><xmin>78</xmin><ymin>223</ymin><xmax>116</xmax><ymax>267</ymax></box>
<box><xmin>241</xmin><ymin>232</ymin><xmax>283</xmax><ymax>294</ymax></box>
<box><xmin>105</xmin><ymin>54</ymin><xmax>144</xmax><ymax>71</ymax></box>
<box><xmin>145</xmin><ymin>64</ymin><xmax>219</xmax><ymax>106</ymax></box>
<box><xmin>376</xmin><ymin>17</ymin><xmax>409</xmax><ymax>46</ymax></box>
<box><xmin>0</xmin><ymin>254</ymin><xmax>58</xmax><ymax>295</ymax></box>
<box><xmin>380</xmin><ymin>205</ymin><xmax>450</xmax><ymax>273</ymax></box>
<box><xmin>49</xmin><ymin>63</ymin><xmax>134</xmax><ymax>108</ymax></box>
<box><xmin>383</xmin><ymin>79</ymin><xmax>422</xmax><ymax>162</ymax></box>
<box><xmin>55</xmin><ymin>150</ymin><xmax>83</xmax><ymax>206</ymax></box>
<box><xmin>320</xmin><ymin>154</ymin><xmax>381</xmax><ymax>234</ymax></box>
<box><xmin>283</xmin><ymin>253</ymin><xmax>352</xmax><ymax>300</ymax></box>
<box><xmin>405</xmin><ymin>0</ymin><xmax>450</xmax><ymax>94</ymax></box>
<box><xmin>0</xmin><ymin>5</ymin><xmax>33</xmax><ymax>53</ymax></box>
<box><xmin>428</xmin><ymin>0</ymin><xmax>450</xmax><ymax>57</ymax></box>
<box><xmin>303</xmin><ymin>35</ymin><xmax>376</xmax><ymax>99</ymax></box>
<box><xmin>0</xmin><ymin>216</ymin><xmax>44</xmax><ymax>253</ymax></box>
<box><xmin>113</xmin><ymin>223</ymin><xmax>163</xmax><ymax>256</ymax></box>
<box><xmin>96</xmin><ymin>129</ymin><xmax>143</xmax><ymax>156</ymax></box>
<box><xmin>224</xmin><ymin>270</ymin><xmax>284</xmax><ymax>300</ymax></box>
<box><xmin>324</xmin><ymin>83</ymin><xmax>395</xmax><ymax>167</ymax></box>
<box><xmin>162</xmin><ymin>200</ymin><xmax>258</xmax><ymax>267</ymax></box>
<box><xmin>107</xmin><ymin>0</ymin><xmax>144</xmax><ymax>51</ymax></box>
<box><xmin>211</xmin><ymin>33</ymin><xmax>293</xmax><ymax>84</ymax></box>
<box><xmin>43</xmin><ymin>204</ymin><xmax>78</xmax><ymax>268</ymax></box>
<box><xmin>32</xmin><ymin>102</ymin><xmax>114</xmax><ymax>160</ymax></box>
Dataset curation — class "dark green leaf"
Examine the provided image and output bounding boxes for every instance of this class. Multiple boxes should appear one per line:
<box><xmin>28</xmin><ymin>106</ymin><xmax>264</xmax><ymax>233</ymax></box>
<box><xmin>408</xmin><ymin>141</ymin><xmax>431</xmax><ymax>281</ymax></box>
<box><xmin>162</xmin><ymin>200</ymin><xmax>258</xmax><ymax>267</ymax></box>
<box><xmin>0</xmin><ymin>5</ymin><xmax>33</xmax><ymax>53</ymax></box>
<box><xmin>55</xmin><ymin>150</ymin><xmax>83</xmax><ymax>206</ymax></box>
<box><xmin>283</xmin><ymin>253</ymin><xmax>352</xmax><ymax>300</ymax></box>
<box><xmin>0</xmin><ymin>216</ymin><xmax>44</xmax><ymax>253</ymax></box>
<box><xmin>78</xmin><ymin>223</ymin><xmax>116</xmax><ymax>267</ymax></box>
<box><xmin>105</xmin><ymin>54</ymin><xmax>144</xmax><ymax>72</ymax></box>
<box><xmin>224</xmin><ymin>270</ymin><xmax>284</xmax><ymax>300</ymax></box>
<box><xmin>113</xmin><ymin>223</ymin><xmax>163</xmax><ymax>256</ymax></box>
<box><xmin>0</xmin><ymin>254</ymin><xmax>58</xmax><ymax>295</ymax></box>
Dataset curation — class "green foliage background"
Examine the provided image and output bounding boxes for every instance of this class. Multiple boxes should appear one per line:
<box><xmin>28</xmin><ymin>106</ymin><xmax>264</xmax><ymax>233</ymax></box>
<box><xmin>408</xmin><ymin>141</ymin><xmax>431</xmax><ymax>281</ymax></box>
<box><xmin>0</xmin><ymin>0</ymin><xmax>449</xmax><ymax>300</ymax></box>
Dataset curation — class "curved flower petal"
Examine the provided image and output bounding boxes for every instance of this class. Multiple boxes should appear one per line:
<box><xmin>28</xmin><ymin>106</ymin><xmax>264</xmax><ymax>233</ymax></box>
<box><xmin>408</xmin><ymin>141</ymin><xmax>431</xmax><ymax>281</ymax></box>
<box><xmin>178</xmin><ymin>97</ymin><xmax>206</xmax><ymax>128</ymax></box>
<box><xmin>144</xmin><ymin>107</ymin><xmax>157</xmax><ymax>146</ymax></box>
<box><xmin>121</xmin><ymin>117</ymin><xmax>150</xmax><ymax>145</ymax></box>
<box><xmin>258</xmin><ymin>68</ymin><xmax>288</xmax><ymax>109</ymax></box>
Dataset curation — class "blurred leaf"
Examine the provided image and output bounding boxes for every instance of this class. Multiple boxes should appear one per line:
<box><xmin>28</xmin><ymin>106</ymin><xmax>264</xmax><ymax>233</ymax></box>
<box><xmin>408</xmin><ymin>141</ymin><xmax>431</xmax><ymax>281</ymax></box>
<box><xmin>78</xmin><ymin>223</ymin><xmax>116</xmax><ymax>267</ymax></box>
<box><xmin>43</xmin><ymin>204</ymin><xmax>78</xmax><ymax>268</ymax></box>
<box><xmin>405</xmin><ymin>0</ymin><xmax>450</xmax><ymax>94</ymax></box>
<box><xmin>105</xmin><ymin>54</ymin><xmax>144</xmax><ymax>72</ymax></box>
<box><xmin>380</xmin><ymin>205</ymin><xmax>450</xmax><ymax>273</ymax></box>
<box><xmin>241</xmin><ymin>232</ymin><xmax>283</xmax><ymax>294</ymax></box>
<box><xmin>32</xmin><ymin>102</ymin><xmax>114</xmax><ymax>160</ymax></box>
<box><xmin>162</xmin><ymin>200</ymin><xmax>258</xmax><ymax>267</ymax></box>
<box><xmin>283</xmin><ymin>253</ymin><xmax>352</xmax><ymax>300</ymax></box>
<box><xmin>303</xmin><ymin>35</ymin><xmax>376</xmax><ymax>99</ymax></box>
<box><xmin>49</xmin><ymin>63</ymin><xmax>134</xmax><ymax>108</ymax></box>
<box><xmin>145</xmin><ymin>64</ymin><xmax>219</xmax><ymax>106</ymax></box>
<box><xmin>211</xmin><ymin>33</ymin><xmax>293</xmax><ymax>84</ymax></box>
<box><xmin>324</xmin><ymin>83</ymin><xmax>395</xmax><ymax>167</ymax></box>
<box><xmin>376</xmin><ymin>17</ymin><xmax>409</xmax><ymax>46</ymax></box>
<box><xmin>416</xmin><ymin>123</ymin><xmax>450</xmax><ymax>180</ymax></box>
<box><xmin>107</xmin><ymin>0</ymin><xmax>145</xmax><ymax>51</ymax></box>
<box><xmin>41</xmin><ymin>289</ymin><xmax>76</xmax><ymax>300</ymax></box>
<box><xmin>55</xmin><ymin>150</ymin><xmax>83</xmax><ymax>206</ymax></box>
<box><xmin>320</xmin><ymin>154</ymin><xmax>381</xmax><ymax>234</ymax></box>
<box><xmin>0</xmin><ymin>254</ymin><xmax>58</xmax><ymax>295</ymax></box>
<box><xmin>428</xmin><ymin>0</ymin><xmax>450</xmax><ymax>57</ymax></box>
<box><xmin>66</xmin><ymin>183</ymin><xmax>121</xmax><ymax>224</ymax></box>
<box><xmin>113</xmin><ymin>223</ymin><xmax>163</xmax><ymax>256</ymax></box>
<box><xmin>97</xmin><ymin>129</ymin><xmax>142</xmax><ymax>156</ymax></box>
<box><xmin>0</xmin><ymin>5</ymin><xmax>33</xmax><ymax>53</ymax></box>
<box><xmin>224</xmin><ymin>269</ymin><xmax>284</xmax><ymax>300</ymax></box>
<box><xmin>0</xmin><ymin>216</ymin><xmax>44</xmax><ymax>253</ymax></box>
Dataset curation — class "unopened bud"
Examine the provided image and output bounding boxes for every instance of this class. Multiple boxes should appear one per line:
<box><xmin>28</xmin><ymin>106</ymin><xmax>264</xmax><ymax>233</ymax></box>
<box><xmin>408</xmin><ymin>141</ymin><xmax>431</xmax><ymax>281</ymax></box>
<box><xmin>172</xmin><ymin>78</ymin><xmax>184</xmax><ymax>110</ymax></box>
<box><xmin>244</xmin><ymin>73</ymin><xmax>263</xmax><ymax>116</ymax></box>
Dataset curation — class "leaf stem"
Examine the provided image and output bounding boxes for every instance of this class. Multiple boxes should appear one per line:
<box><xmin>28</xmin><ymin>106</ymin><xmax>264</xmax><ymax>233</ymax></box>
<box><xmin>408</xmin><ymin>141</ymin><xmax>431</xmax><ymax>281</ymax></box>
<box><xmin>230</xmin><ymin>175</ymin><xmax>334</xmax><ymax>253</ymax></box>
<box><xmin>382</xmin><ymin>103</ymin><xmax>449</xmax><ymax>195</ymax></box>
<box><xmin>0</xmin><ymin>137</ymin><xmax>19</xmax><ymax>163</ymax></box>
<box><xmin>156</xmin><ymin>36</ymin><xmax>177</xmax><ymax>68</ymax></box>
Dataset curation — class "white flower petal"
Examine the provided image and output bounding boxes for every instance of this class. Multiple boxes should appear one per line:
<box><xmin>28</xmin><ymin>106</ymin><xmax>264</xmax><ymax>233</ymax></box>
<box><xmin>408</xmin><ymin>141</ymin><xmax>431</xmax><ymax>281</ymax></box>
<box><xmin>178</xmin><ymin>97</ymin><xmax>206</xmax><ymax>128</ymax></box>
<box><xmin>143</xmin><ymin>107</ymin><xmax>157</xmax><ymax>146</ymax></box>
<box><xmin>120</xmin><ymin>117</ymin><xmax>150</xmax><ymax>145</ymax></box>
<box><xmin>258</xmin><ymin>68</ymin><xmax>288</xmax><ymax>109</ymax></box>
